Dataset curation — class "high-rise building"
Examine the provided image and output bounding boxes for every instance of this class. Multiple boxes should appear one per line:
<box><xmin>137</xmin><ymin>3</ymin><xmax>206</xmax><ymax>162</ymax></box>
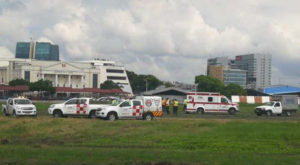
<box><xmin>207</xmin><ymin>57</ymin><xmax>247</xmax><ymax>88</ymax></box>
<box><xmin>235</xmin><ymin>54</ymin><xmax>272</xmax><ymax>90</ymax></box>
<box><xmin>15</xmin><ymin>42</ymin><xmax>31</xmax><ymax>59</ymax></box>
<box><xmin>207</xmin><ymin>54</ymin><xmax>272</xmax><ymax>90</ymax></box>
<box><xmin>207</xmin><ymin>57</ymin><xmax>232</xmax><ymax>75</ymax></box>
<box><xmin>223</xmin><ymin>69</ymin><xmax>247</xmax><ymax>88</ymax></box>
<box><xmin>208</xmin><ymin>65</ymin><xmax>224</xmax><ymax>82</ymax></box>
<box><xmin>15</xmin><ymin>42</ymin><xmax>59</xmax><ymax>61</ymax></box>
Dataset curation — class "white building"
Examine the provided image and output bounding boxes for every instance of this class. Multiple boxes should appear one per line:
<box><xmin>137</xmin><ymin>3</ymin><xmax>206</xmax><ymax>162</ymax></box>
<box><xmin>0</xmin><ymin>58</ymin><xmax>133</xmax><ymax>94</ymax></box>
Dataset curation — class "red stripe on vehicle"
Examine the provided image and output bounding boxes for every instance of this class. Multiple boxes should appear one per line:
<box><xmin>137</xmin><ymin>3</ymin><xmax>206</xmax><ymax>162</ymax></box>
<box><xmin>187</xmin><ymin>102</ymin><xmax>235</xmax><ymax>106</ymax></box>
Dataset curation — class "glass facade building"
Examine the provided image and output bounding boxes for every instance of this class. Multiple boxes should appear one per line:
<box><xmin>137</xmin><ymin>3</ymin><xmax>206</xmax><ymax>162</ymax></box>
<box><xmin>15</xmin><ymin>42</ymin><xmax>59</xmax><ymax>61</ymax></box>
<box><xmin>35</xmin><ymin>42</ymin><xmax>59</xmax><ymax>61</ymax></box>
<box><xmin>207</xmin><ymin>54</ymin><xmax>272</xmax><ymax>90</ymax></box>
<box><xmin>235</xmin><ymin>54</ymin><xmax>272</xmax><ymax>90</ymax></box>
<box><xmin>223</xmin><ymin>69</ymin><xmax>247</xmax><ymax>88</ymax></box>
<box><xmin>15</xmin><ymin>42</ymin><xmax>31</xmax><ymax>59</ymax></box>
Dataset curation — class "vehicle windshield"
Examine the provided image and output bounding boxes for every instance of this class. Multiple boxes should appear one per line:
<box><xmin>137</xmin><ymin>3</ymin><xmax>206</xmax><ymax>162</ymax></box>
<box><xmin>221</xmin><ymin>97</ymin><xmax>232</xmax><ymax>103</ymax></box>
<box><xmin>14</xmin><ymin>99</ymin><xmax>31</xmax><ymax>105</ymax></box>
<box><xmin>263</xmin><ymin>102</ymin><xmax>275</xmax><ymax>106</ymax></box>
<box><xmin>112</xmin><ymin>100</ymin><xmax>121</xmax><ymax>106</ymax></box>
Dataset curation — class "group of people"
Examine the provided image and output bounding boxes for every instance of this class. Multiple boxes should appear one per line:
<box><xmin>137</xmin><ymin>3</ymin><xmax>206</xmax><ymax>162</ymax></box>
<box><xmin>161</xmin><ymin>98</ymin><xmax>188</xmax><ymax>115</ymax></box>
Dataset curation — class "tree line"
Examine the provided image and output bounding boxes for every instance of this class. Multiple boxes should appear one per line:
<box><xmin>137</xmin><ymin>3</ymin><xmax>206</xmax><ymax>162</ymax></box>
<box><xmin>195</xmin><ymin>75</ymin><xmax>246</xmax><ymax>97</ymax></box>
<box><xmin>8</xmin><ymin>71</ymin><xmax>246</xmax><ymax>97</ymax></box>
<box><xmin>9</xmin><ymin>79</ymin><xmax>56</xmax><ymax>94</ymax></box>
<box><xmin>96</xmin><ymin>71</ymin><xmax>247</xmax><ymax>97</ymax></box>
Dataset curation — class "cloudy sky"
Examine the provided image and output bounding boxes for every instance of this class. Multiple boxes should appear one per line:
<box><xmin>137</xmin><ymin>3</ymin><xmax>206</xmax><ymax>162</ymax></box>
<box><xmin>0</xmin><ymin>0</ymin><xmax>300</xmax><ymax>86</ymax></box>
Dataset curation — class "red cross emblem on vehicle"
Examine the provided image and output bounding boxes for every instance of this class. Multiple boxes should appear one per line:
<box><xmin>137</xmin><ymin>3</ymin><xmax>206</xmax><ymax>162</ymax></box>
<box><xmin>76</xmin><ymin>104</ymin><xmax>87</xmax><ymax>114</ymax></box>
<box><xmin>132</xmin><ymin>105</ymin><xmax>143</xmax><ymax>116</ymax></box>
<box><xmin>191</xmin><ymin>97</ymin><xmax>196</xmax><ymax>107</ymax></box>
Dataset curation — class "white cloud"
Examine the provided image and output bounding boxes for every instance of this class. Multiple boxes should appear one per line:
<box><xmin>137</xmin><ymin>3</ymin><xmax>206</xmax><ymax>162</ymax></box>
<box><xmin>0</xmin><ymin>0</ymin><xmax>300</xmax><ymax>85</ymax></box>
<box><xmin>0</xmin><ymin>46</ymin><xmax>14</xmax><ymax>58</ymax></box>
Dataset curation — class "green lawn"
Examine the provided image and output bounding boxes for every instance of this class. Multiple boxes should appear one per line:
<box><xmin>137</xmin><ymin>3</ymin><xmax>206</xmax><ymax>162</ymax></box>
<box><xmin>1</xmin><ymin>102</ymin><xmax>300</xmax><ymax>164</ymax></box>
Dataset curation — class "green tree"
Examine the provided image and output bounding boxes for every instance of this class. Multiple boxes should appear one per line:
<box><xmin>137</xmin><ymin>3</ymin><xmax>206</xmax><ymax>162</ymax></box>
<box><xmin>195</xmin><ymin>75</ymin><xmax>224</xmax><ymax>92</ymax></box>
<box><xmin>223</xmin><ymin>83</ymin><xmax>246</xmax><ymax>98</ymax></box>
<box><xmin>100</xmin><ymin>80</ymin><xmax>121</xmax><ymax>89</ymax></box>
<box><xmin>9</xmin><ymin>79</ymin><xmax>29</xmax><ymax>86</ymax></box>
<box><xmin>164</xmin><ymin>82</ymin><xmax>175</xmax><ymax>88</ymax></box>
<box><xmin>126</xmin><ymin>70</ymin><xmax>162</xmax><ymax>93</ymax></box>
<box><xmin>29</xmin><ymin>79</ymin><xmax>56</xmax><ymax>94</ymax></box>
<box><xmin>126</xmin><ymin>71</ymin><xmax>139</xmax><ymax>92</ymax></box>
<box><xmin>145</xmin><ymin>75</ymin><xmax>162</xmax><ymax>91</ymax></box>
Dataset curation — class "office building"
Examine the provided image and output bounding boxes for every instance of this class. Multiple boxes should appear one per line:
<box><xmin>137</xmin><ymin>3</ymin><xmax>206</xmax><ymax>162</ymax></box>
<box><xmin>208</xmin><ymin>65</ymin><xmax>224</xmax><ymax>82</ymax></box>
<box><xmin>223</xmin><ymin>69</ymin><xmax>247</xmax><ymax>88</ymax></box>
<box><xmin>207</xmin><ymin>57</ymin><xmax>233</xmax><ymax>75</ymax></box>
<box><xmin>15</xmin><ymin>42</ymin><xmax>59</xmax><ymax>61</ymax></box>
<box><xmin>207</xmin><ymin>57</ymin><xmax>247</xmax><ymax>88</ymax></box>
<box><xmin>207</xmin><ymin>54</ymin><xmax>272</xmax><ymax>90</ymax></box>
<box><xmin>235</xmin><ymin>54</ymin><xmax>272</xmax><ymax>90</ymax></box>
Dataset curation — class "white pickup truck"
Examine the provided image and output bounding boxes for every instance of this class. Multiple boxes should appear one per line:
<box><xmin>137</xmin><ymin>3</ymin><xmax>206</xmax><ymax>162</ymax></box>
<box><xmin>255</xmin><ymin>95</ymin><xmax>298</xmax><ymax>116</ymax></box>
<box><xmin>96</xmin><ymin>96</ymin><xmax>162</xmax><ymax>121</ymax></box>
<box><xmin>48</xmin><ymin>97</ymin><xmax>111</xmax><ymax>118</ymax></box>
<box><xmin>2</xmin><ymin>97</ymin><xmax>37</xmax><ymax>117</ymax></box>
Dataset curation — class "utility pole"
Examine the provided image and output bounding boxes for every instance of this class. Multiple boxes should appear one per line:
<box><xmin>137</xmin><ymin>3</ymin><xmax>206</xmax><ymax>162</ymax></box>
<box><xmin>145</xmin><ymin>79</ymin><xmax>148</xmax><ymax>92</ymax></box>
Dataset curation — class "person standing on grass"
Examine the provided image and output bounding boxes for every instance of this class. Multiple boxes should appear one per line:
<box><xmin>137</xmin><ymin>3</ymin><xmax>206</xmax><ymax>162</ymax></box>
<box><xmin>166</xmin><ymin>98</ymin><xmax>170</xmax><ymax>114</ymax></box>
<box><xmin>173</xmin><ymin>99</ymin><xmax>179</xmax><ymax>115</ymax></box>
<box><xmin>183</xmin><ymin>98</ymin><xmax>188</xmax><ymax>112</ymax></box>
<box><xmin>162</xmin><ymin>98</ymin><xmax>166</xmax><ymax>113</ymax></box>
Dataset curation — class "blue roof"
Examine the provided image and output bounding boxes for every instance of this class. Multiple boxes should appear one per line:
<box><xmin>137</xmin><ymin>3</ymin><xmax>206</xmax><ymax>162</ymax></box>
<box><xmin>264</xmin><ymin>86</ymin><xmax>300</xmax><ymax>95</ymax></box>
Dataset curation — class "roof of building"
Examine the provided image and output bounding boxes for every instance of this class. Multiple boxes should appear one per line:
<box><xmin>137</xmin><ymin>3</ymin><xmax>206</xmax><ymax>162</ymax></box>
<box><xmin>55</xmin><ymin>87</ymin><xmax>125</xmax><ymax>94</ymax></box>
<box><xmin>264</xmin><ymin>85</ymin><xmax>300</xmax><ymax>95</ymax></box>
<box><xmin>0</xmin><ymin>85</ymin><xmax>126</xmax><ymax>94</ymax></box>
<box><xmin>143</xmin><ymin>87</ymin><xmax>190</xmax><ymax>96</ymax></box>
<box><xmin>0</xmin><ymin>85</ymin><xmax>29</xmax><ymax>91</ymax></box>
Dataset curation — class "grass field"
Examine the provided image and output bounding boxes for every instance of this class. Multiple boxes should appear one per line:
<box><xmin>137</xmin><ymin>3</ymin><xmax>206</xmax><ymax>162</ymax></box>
<box><xmin>1</xmin><ymin>102</ymin><xmax>300</xmax><ymax>165</ymax></box>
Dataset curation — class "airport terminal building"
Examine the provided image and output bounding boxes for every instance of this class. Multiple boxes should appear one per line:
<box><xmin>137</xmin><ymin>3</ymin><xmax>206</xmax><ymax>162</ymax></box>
<box><xmin>0</xmin><ymin>58</ymin><xmax>133</xmax><ymax>94</ymax></box>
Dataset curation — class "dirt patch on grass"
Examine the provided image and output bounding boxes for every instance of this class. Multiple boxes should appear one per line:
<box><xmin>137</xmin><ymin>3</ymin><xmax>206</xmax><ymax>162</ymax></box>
<box><xmin>0</xmin><ymin>139</ymin><xmax>9</xmax><ymax>145</ymax></box>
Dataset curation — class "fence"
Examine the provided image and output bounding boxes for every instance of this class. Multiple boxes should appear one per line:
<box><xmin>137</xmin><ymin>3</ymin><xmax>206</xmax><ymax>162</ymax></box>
<box><xmin>231</xmin><ymin>96</ymin><xmax>300</xmax><ymax>104</ymax></box>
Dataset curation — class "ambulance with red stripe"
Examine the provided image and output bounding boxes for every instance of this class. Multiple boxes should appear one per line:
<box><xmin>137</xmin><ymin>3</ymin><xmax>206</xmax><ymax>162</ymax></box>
<box><xmin>48</xmin><ymin>97</ymin><xmax>110</xmax><ymax>118</ymax></box>
<box><xmin>186</xmin><ymin>92</ymin><xmax>239</xmax><ymax>114</ymax></box>
<box><xmin>96</xmin><ymin>96</ymin><xmax>162</xmax><ymax>121</ymax></box>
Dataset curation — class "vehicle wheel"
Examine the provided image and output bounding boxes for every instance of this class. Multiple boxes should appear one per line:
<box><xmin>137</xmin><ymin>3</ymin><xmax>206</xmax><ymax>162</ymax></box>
<box><xmin>266</xmin><ymin>111</ymin><xmax>272</xmax><ymax>116</ymax></box>
<box><xmin>197</xmin><ymin>108</ymin><xmax>204</xmax><ymax>114</ymax></box>
<box><xmin>89</xmin><ymin>111</ymin><xmax>97</xmax><ymax>119</ymax></box>
<box><xmin>144</xmin><ymin>113</ymin><xmax>153</xmax><ymax>121</ymax></box>
<box><xmin>228</xmin><ymin>108</ymin><xmax>236</xmax><ymax>115</ymax></box>
<box><xmin>53</xmin><ymin>110</ymin><xmax>63</xmax><ymax>118</ymax></box>
<box><xmin>12</xmin><ymin>110</ymin><xmax>18</xmax><ymax>117</ymax></box>
<box><xmin>285</xmin><ymin>111</ymin><xmax>291</xmax><ymax>117</ymax></box>
<box><xmin>3</xmin><ymin>109</ymin><xmax>9</xmax><ymax>116</ymax></box>
<box><xmin>256</xmin><ymin>113</ymin><xmax>262</xmax><ymax>116</ymax></box>
<box><xmin>107</xmin><ymin>113</ymin><xmax>117</xmax><ymax>121</ymax></box>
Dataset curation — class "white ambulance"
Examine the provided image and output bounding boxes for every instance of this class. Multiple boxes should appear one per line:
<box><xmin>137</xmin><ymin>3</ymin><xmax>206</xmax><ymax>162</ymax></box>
<box><xmin>186</xmin><ymin>92</ymin><xmax>239</xmax><ymax>114</ymax></box>
<box><xmin>96</xmin><ymin>96</ymin><xmax>162</xmax><ymax>121</ymax></box>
